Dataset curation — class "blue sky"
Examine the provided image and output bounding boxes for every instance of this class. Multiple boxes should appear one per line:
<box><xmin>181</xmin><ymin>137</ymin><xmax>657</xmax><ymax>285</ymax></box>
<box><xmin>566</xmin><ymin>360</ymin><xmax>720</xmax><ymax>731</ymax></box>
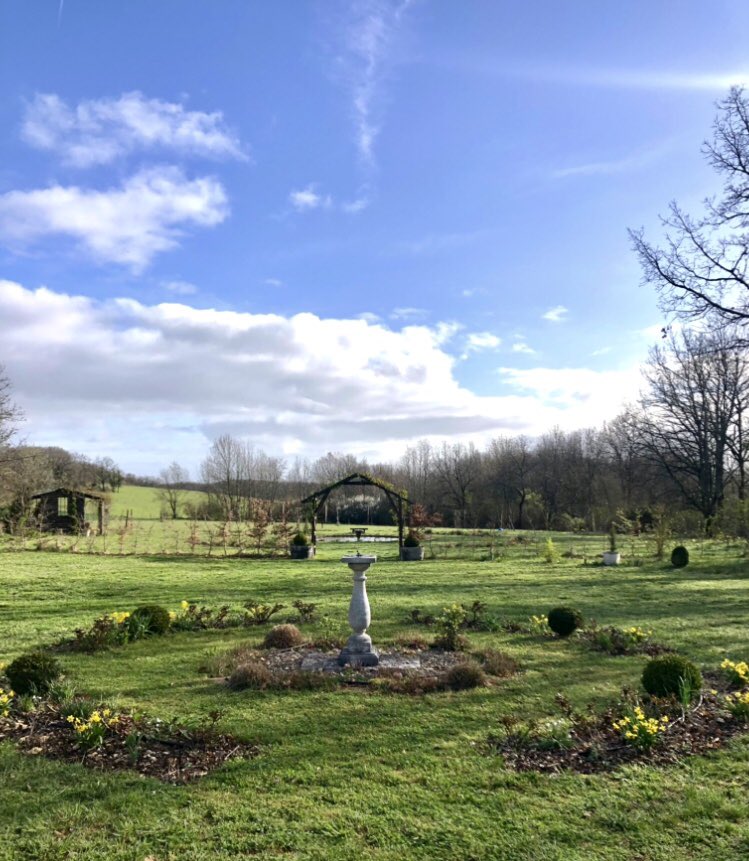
<box><xmin>1</xmin><ymin>0</ymin><xmax>748</xmax><ymax>474</ymax></box>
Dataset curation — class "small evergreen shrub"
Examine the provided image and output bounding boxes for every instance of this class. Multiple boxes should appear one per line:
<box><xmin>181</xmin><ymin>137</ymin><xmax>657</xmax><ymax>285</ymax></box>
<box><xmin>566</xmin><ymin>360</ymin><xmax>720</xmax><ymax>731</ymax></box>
<box><xmin>547</xmin><ymin>607</ymin><xmax>583</xmax><ymax>638</ymax></box>
<box><xmin>228</xmin><ymin>661</ymin><xmax>273</xmax><ymax>690</ymax></box>
<box><xmin>403</xmin><ymin>532</ymin><xmax>420</xmax><ymax>548</ymax></box>
<box><xmin>443</xmin><ymin>662</ymin><xmax>486</xmax><ymax>691</ymax></box>
<box><xmin>5</xmin><ymin>651</ymin><xmax>62</xmax><ymax>695</ymax></box>
<box><xmin>263</xmin><ymin>623</ymin><xmax>304</xmax><ymax>649</ymax></box>
<box><xmin>128</xmin><ymin>605</ymin><xmax>171</xmax><ymax>637</ymax></box>
<box><xmin>642</xmin><ymin>654</ymin><xmax>702</xmax><ymax>699</ymax></box>
<box><xmin>432</xmin><ymin>604</ymin><xmax>469</xmax><ymax>651</ymax></box>
<box><xmin>670</xmin><ymin>546</ymin><xmax>689</xmax><ymax>568</ymax></box>
<box><xmin>291</xmin><ymin>532</ymin><xmax>309</xmax><ymax>547</ymax></box>
<box><xmin>542</xmin><ymin>538</ymin><xmax>560</xmax><ymax>564</ymax></box>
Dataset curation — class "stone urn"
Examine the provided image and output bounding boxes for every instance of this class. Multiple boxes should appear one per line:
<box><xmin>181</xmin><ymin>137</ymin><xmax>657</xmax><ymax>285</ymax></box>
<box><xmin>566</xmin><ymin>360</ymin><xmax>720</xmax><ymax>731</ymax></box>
<box><xmin>602</xmin><ymin>551</ymin><xmax>621</xmax><ymax>566</ymax></box>
<box><xmin>400</xmin><ymin>546</ymin><xmax>424</xmax><ymax>561</ymax></box>
<box><xmin>338</xmin><ymin>553</ymin><xmax>379</xmax><ymax>667</ymax></box>
<box><xmin>290</xmin><ymin>544</ymin><xmax>315</xmax><ymax>560</ymax></box>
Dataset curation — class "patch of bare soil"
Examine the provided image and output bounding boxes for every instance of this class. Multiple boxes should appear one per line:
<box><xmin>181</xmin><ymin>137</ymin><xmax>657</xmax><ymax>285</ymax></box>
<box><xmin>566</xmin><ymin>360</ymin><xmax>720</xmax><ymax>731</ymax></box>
<box><xmin>487</xmin><ymin>681</ymin><xmax>745</xmax><ymax>774</ymax></box>
<box><xmin>0</xmin><ymin>705</ymin><xmax>258</xmax><ymax>783</ymax></box>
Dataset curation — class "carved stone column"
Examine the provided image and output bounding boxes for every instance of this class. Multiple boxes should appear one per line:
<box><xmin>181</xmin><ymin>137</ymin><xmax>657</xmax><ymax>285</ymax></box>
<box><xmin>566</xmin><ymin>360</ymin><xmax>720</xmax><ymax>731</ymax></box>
<box><xmin>338</xmin><ymin>553</ymin><xmax>379</xmax><ymax>667</ymax></box>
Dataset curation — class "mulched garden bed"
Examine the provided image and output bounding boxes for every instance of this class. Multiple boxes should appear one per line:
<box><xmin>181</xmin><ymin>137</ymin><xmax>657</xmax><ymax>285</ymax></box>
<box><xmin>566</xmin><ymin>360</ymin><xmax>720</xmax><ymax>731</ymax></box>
<box><xmin>0</xmin><ymin>704</ymin><xmax>258</xmax><ymax>783</ymax></box>
<box><xmin>487</xmin><ymin>680</ymin><xmax>746</xmax><ymax>774</ymax></box>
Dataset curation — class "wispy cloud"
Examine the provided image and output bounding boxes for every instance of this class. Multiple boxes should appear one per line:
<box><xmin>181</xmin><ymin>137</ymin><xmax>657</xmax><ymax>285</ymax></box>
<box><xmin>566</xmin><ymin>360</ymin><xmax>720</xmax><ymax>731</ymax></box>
<box><xmin>332</xmin><ymin>0</ymin><xmax>414</xmax><ymax>166</ymax></box>
<box><xmin>288</xmin><ymin>185</ymin><xmax>332</xmax><ymax>212</ymax></box>
<box><xmin>542</xmin><ymin>305</ymin><xmax>569</xmax><ymax>323</ymax></box>
<box><xmin>460</xmin><ymin>331</ymin><xmax>501</xmax><ymax>359</ymax></box>
<box><xmin>22</xmin><ymin>92</ymin><xmax>246</xmax><ymax>167</ymax></box>
<box><xmin>391</xmin><ymin>306</ymin><xmax>427</xmax><ymax>320</ymax></box>
<box><xmin>550</xmin><ymin>67</ymin><xmax>749</xmax><ymax>91</ymax></box>
<box><xmin>162</xmin><ymin>279</ymin><xmax>198</xmax><ymax>296</ymax></box>
<box><xmin>466</xmin><ymin>332</ymin><xmax>501</xmax><ymax>351</ymax></box>
<box><xmin>0</xmin><ymin>166</ymin><xmax>228</xmax><ymax>272</ymax></box>
<box><xmin>454</xmin><ymin>58</ymin><xmax>749</xmax><ymax>92</ymax></box>
<box><xmin>511</xmin><ymin>341</ymin><xmax>536</xmax><ymax>355</ymax></box>
<box><xmin>552</xmin><ymin>142</ymin><xmax>671</xmax><ymax>179</ymax></box>
<box><xmin>264</xmin><ymin>278</ymin><xmax>284</xmax><ymax>288</ymax></box>
<box><xmin>287</xmin><ymin>184</ymin><xmax>369</xmax><ymax>215</ymax></box>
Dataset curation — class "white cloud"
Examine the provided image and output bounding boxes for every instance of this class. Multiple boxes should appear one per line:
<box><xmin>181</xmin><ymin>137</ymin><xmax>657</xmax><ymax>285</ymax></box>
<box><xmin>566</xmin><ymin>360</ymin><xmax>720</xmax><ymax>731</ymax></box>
<box><xmin>511</xmin><ymin>341</ymin><xmax>536</xmax><ymax>355</ymax></box>
<box><xmin>498</xmin><ymin>365</ymin><xmax>641</xmax><ymax>416</ymax></box>
<box><xmin>162</xmin><ymin>280</ymin><xmax>198</xmax><ymax>296</ymax></box>
<box><xmin>264</xmin><ymin>278</ymin><xmax>284</xmax><ymax>287</ymax></box>
<box><xmin>289</xmin><ymin>185</ymin><xmax>332</xmax><ymax>212</ymax></box>
<box><xmin>0</xmin><ymin>281</ymin><xmax>646</xmax><ymax>472</ymax></box>
<box><xmin>333</xmin><ymin>0</ymin><xmax>414</xmax><ymax>165</ymax></box>
<box><xmin>0</xmin><ymin>166</ymin><xmax>228</xmax><ymax>272</ymax></box>
<box><xmin>391</xmin><ymin>306</ymin><xmax>427</xmax><ymax>320</ymax></box>
<box><xmin>341</xmin><ymin>196</ymin><xmax>370</xmax><ymax>213</ymax></box>
<box><xmin>542</xmin><ymin>305</ymin><xmax>568</xmax><ymax>323</ymax></box>
<box><xmin>466</xmin><ymin>332</ymin><xmax>501</xmax><ymax>351</ymax></box>
<box><xmin>22</xmin><ymin>92</ymin><xmax>246</xmax><ymax>167</ymax></box>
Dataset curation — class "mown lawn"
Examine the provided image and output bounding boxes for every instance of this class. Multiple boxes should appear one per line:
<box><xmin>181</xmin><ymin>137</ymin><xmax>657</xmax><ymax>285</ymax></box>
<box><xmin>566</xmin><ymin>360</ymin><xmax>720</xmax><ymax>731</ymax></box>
<box><xmin>1</xmin><ymin>536</ymin><xmax>749</xmax><ymax>860</ymax></box>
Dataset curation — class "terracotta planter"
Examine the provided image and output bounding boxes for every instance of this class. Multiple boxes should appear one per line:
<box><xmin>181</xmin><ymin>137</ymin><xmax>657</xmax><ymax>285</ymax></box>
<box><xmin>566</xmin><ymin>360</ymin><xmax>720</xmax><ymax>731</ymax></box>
<box><xmin>290</xmin><ymin>544</ymin><xmax>315</xmax><ymax>559</ymax></box>
<box><xmin>400</xmin><ymin>546</ymin><xmax>424</xmax><ymax>561</ymax></box>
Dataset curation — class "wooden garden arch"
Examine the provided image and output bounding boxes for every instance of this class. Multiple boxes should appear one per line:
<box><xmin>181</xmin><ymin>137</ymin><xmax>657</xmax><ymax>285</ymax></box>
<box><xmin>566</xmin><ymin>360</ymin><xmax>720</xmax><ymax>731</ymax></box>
<box><xmin>300</xmin><ymin>473</ymin><xmax>409</xmax><ymax>548</ymax></box>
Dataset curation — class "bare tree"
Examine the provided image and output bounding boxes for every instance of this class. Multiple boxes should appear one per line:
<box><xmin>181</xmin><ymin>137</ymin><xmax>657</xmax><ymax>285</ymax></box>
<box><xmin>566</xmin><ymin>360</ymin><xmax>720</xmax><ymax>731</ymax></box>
<box><xmin>486</xmin><ymin>436</ymin><xmax>532</xmax><ymax>528</ymax></box>
<box><xmin>157</xmin><ymin>462</ymin><xmax>190</xmax><ymax>519</ymax></box>
<box><xmin>433</xmin><ymin>442</ymin><xmax>481</xmax><ymax>527</ymax></box>
<box><xmin>0</xmin><ymin>365</ymin><xmax>22</xmax><ymax>450</ymax></box>
<box><xmin>638</xmin><ymin>328</ymin><xmax>749</xmax><ymax>528</ymax></box>
<box><xmin>631</xmin><ymin>87</ymin><xmax>749</xmax><ymax>333</ymax></box>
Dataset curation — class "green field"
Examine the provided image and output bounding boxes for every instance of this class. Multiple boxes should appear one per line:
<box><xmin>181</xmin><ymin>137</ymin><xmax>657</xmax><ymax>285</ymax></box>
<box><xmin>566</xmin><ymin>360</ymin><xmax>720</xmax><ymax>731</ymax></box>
<box><xmin>108</xmin><ymin>483</ymin><xmax>209</xmax><ymax>520</ymax></box>
<box><xmin>2</xmin><ymin>530</ymin><xmax>749</xmax><ymax>860</ymax></box>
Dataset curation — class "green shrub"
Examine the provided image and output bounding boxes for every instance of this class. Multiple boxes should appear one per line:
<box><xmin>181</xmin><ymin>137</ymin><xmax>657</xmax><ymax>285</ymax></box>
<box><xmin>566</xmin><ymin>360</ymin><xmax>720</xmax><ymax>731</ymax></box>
<box><xmin>291</xmin><ymin>600</ymin><xmax>317</xmax><ymax>623</ymax></box>
<box><xmin>432</xmin><ymin>604</ymin><xmax>468</xmax><ymax>651</ymax></box>
<box><xmin>547</xmin><ymin>607</ymin><xmax>583</xmax><ymax>638</ymax></box>
<box><xmin>128</xmin><ymin>605</ymin><xmax>171</xmax><ymax>637</ymax></box>
<box><xmin>263</xmin><ymin>624</ymin><xmax>304</xmax><ymax>649</ymax></box>
<box><xmin>671</xmin><ymin>545</ymin><xmax>689</xmax><ymax>568</ymax></box>
<box><xmin>243</xmin><ymin>600</ymin><xmax>285</xmax><ymax>625</ymax></box>
<box><xmin>291</xmin><ymin>532</ymin><xmax>309</xmax><ymax>547</ymax></box>
<box><xmin>443</xmin><ymin>662</ymin><xmax>486</xmax><ymax>691</ymax></box>
<box><xmin>228</xmin><ymin>661</ymin><xmax>273</xmax><ymax>690</ymax></box>
<box><xmin>542</xmin><ymin>538</ymin><xmax>560</xmax><ymax>564</ymax></box>
<box><xmin>642</xmin><ymin>654</ymin><xmax>702</xmax><ymax>699</ymax></box>
<box><xmin>403</xmin><ymin>532</ymin><xmax>420</xmax><ymax>548</ymax></box>
<box><xmin>5</xmin><ymin>651</ymin><xmax>62</xmax><ymax>695</ymax></box>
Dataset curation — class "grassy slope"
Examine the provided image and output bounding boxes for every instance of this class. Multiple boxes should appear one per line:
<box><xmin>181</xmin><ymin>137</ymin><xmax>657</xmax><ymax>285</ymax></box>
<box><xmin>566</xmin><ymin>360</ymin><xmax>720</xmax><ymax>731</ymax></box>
<box><xmin>1</xmin><ymin>539</ymin><xmax>749</xmax><ymax>860</ymax></box>
<box><xmin>109</xmin><ymin>484</ymin><xmax>208</xmax><ymax>520</ymax></box>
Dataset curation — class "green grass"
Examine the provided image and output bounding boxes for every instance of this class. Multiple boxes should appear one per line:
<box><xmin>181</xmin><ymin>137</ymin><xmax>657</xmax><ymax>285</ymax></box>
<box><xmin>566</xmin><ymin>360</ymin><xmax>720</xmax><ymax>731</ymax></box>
<box><xmin>109</xmin><ymin>483</ymin><xmax>208</xmax><ymax>520</ymax></box>
<box><xmin>1</xmin><ymin>535</ymin><xmax>749</xmax><ymax>860</ymax></box>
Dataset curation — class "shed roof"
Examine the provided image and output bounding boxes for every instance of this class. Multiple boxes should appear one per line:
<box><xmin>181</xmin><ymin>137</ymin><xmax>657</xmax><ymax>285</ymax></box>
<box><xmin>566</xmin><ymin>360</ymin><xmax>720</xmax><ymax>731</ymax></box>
<box><xmin>31</xmin><ymin>487</ymin><xmax>106</xmax><ymax>501</ymax></box>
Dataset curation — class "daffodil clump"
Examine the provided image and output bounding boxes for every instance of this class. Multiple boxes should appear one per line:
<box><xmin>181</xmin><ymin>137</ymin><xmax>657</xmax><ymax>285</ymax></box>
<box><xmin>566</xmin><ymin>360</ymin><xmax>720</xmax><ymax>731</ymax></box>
<box><xmin>724</xmin><ymin>690</ymin><xmax>749</xmax><ymax>722</ymax></box>
<box><xmin>612</xmin><ymin>706</ymin><xmax>669</xmax><ymax>749</ymax></box>
<box><xmin>0</xmin><ymin>687</ymin><xmax>15</xmax><ymax>718</ymax></box>
<box><xmin>623</xmin><ymin>626</ymin><xmax>653</xmax><ymax>645</ymax></box>
<box><xmin>109</xmin><ymin>611</ymin><xmax>131</xmax><ymax>625</ymax></box>
<box><xmin>528</xmin><ymin>615</ymin><xmax>550</xmax><ymax>636</ymax></box>
<box><xmin>721</xmin><ymin>658</ymin><xmax>749</xmax><ymax>686</ymax></box>
<box><xmin>66</xmin><ymin>708</ymin><xmax>120</xmax><ymax>750</ymax></box>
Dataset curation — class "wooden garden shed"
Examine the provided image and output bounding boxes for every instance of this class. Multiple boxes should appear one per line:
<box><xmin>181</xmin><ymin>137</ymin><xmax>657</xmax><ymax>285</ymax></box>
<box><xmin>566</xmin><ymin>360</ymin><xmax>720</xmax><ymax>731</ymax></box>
<box><xmin>31</xmin><ymin>488</ymin><xmax>108</xmax><ymax>535</ymax></box>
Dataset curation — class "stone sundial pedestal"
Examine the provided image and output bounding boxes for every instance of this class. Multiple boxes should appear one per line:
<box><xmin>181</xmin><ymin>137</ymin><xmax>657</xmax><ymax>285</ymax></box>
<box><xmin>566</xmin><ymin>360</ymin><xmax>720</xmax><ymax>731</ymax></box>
<box><xmin>338</xmin><ymin>553</ymin><xmax>379</xmax><ymax>667</ymax></box>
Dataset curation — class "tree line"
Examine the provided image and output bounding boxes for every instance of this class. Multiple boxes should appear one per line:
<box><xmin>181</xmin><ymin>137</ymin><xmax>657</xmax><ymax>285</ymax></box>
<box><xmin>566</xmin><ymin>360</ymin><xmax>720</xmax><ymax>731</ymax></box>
<box><xmin>5</xmin><ymin>88</ymin><xmax>749</xmax><ymax>536</ymax></box>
